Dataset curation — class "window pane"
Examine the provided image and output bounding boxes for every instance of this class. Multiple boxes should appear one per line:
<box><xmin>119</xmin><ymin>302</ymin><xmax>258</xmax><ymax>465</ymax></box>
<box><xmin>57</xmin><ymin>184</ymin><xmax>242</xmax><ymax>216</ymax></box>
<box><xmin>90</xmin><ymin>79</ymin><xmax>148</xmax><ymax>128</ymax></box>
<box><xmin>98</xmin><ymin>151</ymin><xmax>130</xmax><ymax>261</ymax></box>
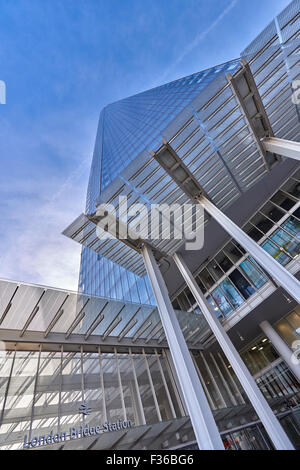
<box><xmin>215</xmin><ymin>251</ymin><xmax>233</xmax><ymax>272</ymax></box>
<box><xmin>282</xmin><ymin>216</ymin><xmax>300</xmax><ymax>241</ymax></box>
<box><xmin>281</xmin><ymin>179</ymin><xmax>300</xmax><ymax>199</ymax></box>
<box><xmin>270</xmin><ymin>190</ymin><xmax>296</xmax><ymax>211</ymax></box>
<box><xmin>251</xmin><ymin>213</ymin><xmax>273</xmax><ymax>234</ymax></box>
<box><xmin>224</xmin><ymin>241</ymin><xmax>243</xmax><ymax>263</ymax></box>
<box><xmin>177</xmin><ymin>292</ymin><xmax>190</xmax><ymax>311</ymax></box>
<box><xmin>239</xmin><ymin>258</ymin><xmax>267</xmax><ymax>289</ymax></box>
<box><xmin>293</xmin><ymin>207</ymin><xmax>300</xmax><ymax>219</ymax></box>
<box><xmin>207</xmin><ymin>261</ymin><xmax>224</xmax><ymax>281</ymax></box>
<box><xmin>82</xmin><ymin>353</ymin><xmax>106</xmax><ymax>428</ymax></box>
<box><xmin>220</xmin><ymin>279</ymin><xmax>244</xmax><ymax>309</ymax></box>
<box><xmin>195</xmin><ymin>276</ymin><xmax>207</xmax><ymax>294</ymax></box>
<box><xmin>185</xmin><ymin>288</ymin><xmax>196</xmax><ymax>307</ymax></box>
<box><xmin>147</xmin><ymin>356</ymin><xmax>173</xmax><ymax>421</ymax></box>
<box><xmin>102</xmin><ymin>353</ymin><xmax>124</xmax><ymax>423</ymax></box>
<box><xmin>228</xmin><ymin>269</ymin><xmax>255</xmax><ymax>299</ymax></box>
<box><xmin>275</xmin><ymin>319</ymin><xmax>299</xmax><ymax>347</ymax></box>
<box><xmin>172</xmin><ymin>298</ymin><xmax>181</xmax><ymax>310</ymax></box>
<box><xmin>286</xmin><ymin>311</ymin><xmax>300</xmax><ymax>334</ymax></box>
<box><xmin>211</xmin><ymin>287</ymin><xmax>233</xmax><ymax>317</ymax></box>
<box><xmin>198</xmin><ymin>269</ymin><xmax>215</xmax><ymax>289</ymax></box>
<box><xmin>133</xmin><ymin>354</ymin><xmax>159</xmax><ymax>425</ymax></box>
<box><xmin>261</xmin><ymin>240</ymin><xmax>291</xmax><ymax>265</ymax></box>
<box><xmin>270</xmin><ymin>228</ymin><xmax>300</xmax><ymax>258</ymax></box>
<box><xmin>207</xmin><ymin>295</ymin><xmax>223</xmax><ymax>319</ymax></box>
<box><xmin>244</xmin><ymin>223</ymin><xmax>263</xmax><ymax>242</ymax></box>
<box><xmin>260</xmin><ymin>202</ymin><xmax>285</xmax><ymax>222</ymax></box>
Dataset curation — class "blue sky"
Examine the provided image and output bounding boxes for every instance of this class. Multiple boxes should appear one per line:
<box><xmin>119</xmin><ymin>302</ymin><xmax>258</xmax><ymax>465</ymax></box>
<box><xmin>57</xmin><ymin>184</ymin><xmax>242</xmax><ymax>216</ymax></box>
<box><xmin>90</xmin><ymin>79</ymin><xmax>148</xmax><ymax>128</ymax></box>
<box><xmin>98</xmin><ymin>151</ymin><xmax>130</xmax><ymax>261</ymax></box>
<box><xmin>0</xmin><ymin>0</ymin><xmax>292</xmax><ymax>290</ymax></box>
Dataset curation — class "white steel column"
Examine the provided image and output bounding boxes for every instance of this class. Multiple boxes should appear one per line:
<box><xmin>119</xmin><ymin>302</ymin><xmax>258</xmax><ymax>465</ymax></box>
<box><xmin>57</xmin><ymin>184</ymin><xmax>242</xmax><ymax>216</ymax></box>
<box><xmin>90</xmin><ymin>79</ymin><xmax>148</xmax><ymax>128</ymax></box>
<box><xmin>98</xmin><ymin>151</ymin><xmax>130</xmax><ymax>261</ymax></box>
<box><xmin>114</xmin><ymin>347</ymin><xmax>127</xmax><ymax>421</ymax></box>
<box><xmin>142</xmin><ymin>244</ymin><xmax>224</xmax><ymax>450</ymax></box>
<box><xmin>260</xmin><ymin>320</ymin><xmax>300</xmax><ymax>383</ymax></box>
<box><xmin>199</xmin><ymin>195</ymin><xmax>300</xmax><ymax>304</ymax></box>
<box><xmin>173</xmin><ymin>253</ymin><xmax>294</xmax><ymax>450</ymax></box>
<box><xmin>262</xmin><ymin>137</ymin><xmax>300</xmax><ymax>161</ymax></box>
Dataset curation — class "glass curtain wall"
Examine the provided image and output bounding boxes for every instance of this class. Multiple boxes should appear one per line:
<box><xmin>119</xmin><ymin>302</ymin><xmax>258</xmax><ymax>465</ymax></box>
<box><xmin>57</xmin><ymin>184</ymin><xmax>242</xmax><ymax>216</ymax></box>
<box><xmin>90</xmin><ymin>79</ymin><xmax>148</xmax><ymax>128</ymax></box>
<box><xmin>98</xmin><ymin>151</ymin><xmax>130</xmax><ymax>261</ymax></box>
<box><xmin>0</xmin><ymin>345</ymin><xmax>183</xmax><ymax>450</ymax></box>
<box><xmin>240</xmin><ymin>336</ymin><xmax>300</xmax><ymax>403</ymax></box>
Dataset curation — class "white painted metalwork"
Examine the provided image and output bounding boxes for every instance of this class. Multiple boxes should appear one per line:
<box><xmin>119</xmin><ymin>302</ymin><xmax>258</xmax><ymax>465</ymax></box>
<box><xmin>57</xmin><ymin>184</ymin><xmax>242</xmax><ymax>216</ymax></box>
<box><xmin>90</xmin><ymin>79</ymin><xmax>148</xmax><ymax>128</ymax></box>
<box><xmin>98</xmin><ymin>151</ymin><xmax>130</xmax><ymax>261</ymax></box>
<box><xmin>98</xmin><ymin>346</ymin><xmax>107</xmax><ymax>423</ymax></box>
<box><xmin>114</xmin><ymin>347</ymin><xmax>127</xmax><ymax>421</ymax></box>
<box><xmin>263</xmin><ymin>137</ymin><xmax>300</xmax><ymax>162</ymax></box>
<box><xmin>200</xmin><ymin>351</ymin><xmax>227</xmax><ymax>408</ymax></box>
<box><xmin>199</xmin><ymin>195</ymin><xmax>300</xmax><ymax>304</ymax></box>
<box><xmin>142</xmin><ymin>348</ymin><xmax>162</xmax><ymax>422</ymax></box>
<box><xmin>260</xmin><ymin>320</ymin><xmax>300</xmax><ymax>383</ymax></box>
<box><xmin>142</xmin><ymin>244</ymin><xmax>224</xmax><ymax>450</ymax></box>
<box><xmin>155</xmin><ymin>350</ymin><xmax>177</xmax><ymax>419</ymax></box>
<box><xmin>173</xmin><ymin>252</ymin><xmax>294</xmax><ymax>450</ymax></box>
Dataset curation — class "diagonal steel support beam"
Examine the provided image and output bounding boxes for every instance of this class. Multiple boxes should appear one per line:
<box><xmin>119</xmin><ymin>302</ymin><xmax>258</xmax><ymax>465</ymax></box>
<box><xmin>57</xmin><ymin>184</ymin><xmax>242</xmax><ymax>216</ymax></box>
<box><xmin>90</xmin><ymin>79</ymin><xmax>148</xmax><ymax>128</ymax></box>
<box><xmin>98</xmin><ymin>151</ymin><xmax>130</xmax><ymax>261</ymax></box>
<box><xmin>0</xmin><ymin>286</ymin><xmax>19</xmax><ymax>327</ymax></box>
<box><xmin>150</xmin><ymin>142</ymin><xmax>204</xmax><ymax>203</ymax></box>
<box><xmin>84</xmin><ymin>301</ymin><xmax>108</xmax><ymax>340</ymax></box>
<box><xmin>65</xmin><ymin>299</ymin><xmax>90</xmax><ymax>339</ymax></box>
<box><xmin>227</xmin><ymin>60</ymin><xmax>275</xmax><ymax>170</ymax></box>
<box><xmin>173</xmin><ymin>252</ymin><xmax>294</xmax><ymax>450</ymax></box>
<box><xmin>20</xmin><ymin>291</ymin><xmax>46</xmax><ymax>337</ymax></box>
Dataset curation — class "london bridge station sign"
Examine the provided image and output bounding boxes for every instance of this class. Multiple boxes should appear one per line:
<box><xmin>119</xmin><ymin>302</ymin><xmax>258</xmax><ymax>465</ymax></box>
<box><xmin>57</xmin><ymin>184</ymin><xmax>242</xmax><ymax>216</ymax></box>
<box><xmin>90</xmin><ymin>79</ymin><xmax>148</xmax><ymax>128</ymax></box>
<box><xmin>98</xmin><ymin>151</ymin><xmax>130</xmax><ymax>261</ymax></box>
<box><xmin>23</xmin><ymin>415</ymin><xmax>133</xmax><ymax>449</ymax></box>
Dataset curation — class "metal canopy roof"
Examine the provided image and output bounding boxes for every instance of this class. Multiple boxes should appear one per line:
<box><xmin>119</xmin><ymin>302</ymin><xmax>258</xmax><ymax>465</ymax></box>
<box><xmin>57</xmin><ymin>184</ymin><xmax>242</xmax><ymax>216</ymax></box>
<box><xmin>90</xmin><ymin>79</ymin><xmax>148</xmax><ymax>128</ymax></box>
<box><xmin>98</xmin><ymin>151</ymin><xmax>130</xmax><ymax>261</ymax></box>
<box><xmin>63</xmin><ymin>4</ymin><xmax>300</xmax><ymax>276</ymax></box>
<box><xmin>0</xmin><ymin>279</ymin><xmax>209</xmax><ymax>350</ymax></box>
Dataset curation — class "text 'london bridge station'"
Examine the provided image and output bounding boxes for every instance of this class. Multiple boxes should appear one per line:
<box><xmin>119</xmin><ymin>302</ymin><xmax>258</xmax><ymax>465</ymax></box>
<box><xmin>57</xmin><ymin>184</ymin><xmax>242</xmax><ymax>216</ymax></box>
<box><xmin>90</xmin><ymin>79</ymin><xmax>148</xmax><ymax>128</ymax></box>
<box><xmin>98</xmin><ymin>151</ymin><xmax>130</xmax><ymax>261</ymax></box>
<box><xmin>1</xmin><ymin>0</ymin><xmax>300</xmax><ymax>451</ymax></box>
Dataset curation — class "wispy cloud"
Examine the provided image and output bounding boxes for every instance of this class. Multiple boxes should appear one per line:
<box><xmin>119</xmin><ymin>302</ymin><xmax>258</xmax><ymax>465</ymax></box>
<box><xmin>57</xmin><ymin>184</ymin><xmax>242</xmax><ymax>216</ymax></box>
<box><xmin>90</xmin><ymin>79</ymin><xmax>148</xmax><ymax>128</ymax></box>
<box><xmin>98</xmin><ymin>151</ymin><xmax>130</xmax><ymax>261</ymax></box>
<box><xmin>158</xmin><ymin>0</ymin><xmax>240</xmax><ymax>83</ymax></box>
<box><xmin>0</xmin><ymin>170</ymin><xmax>88</xmax><ymax>290</ymax></box>
<box><xmin>0</xmin><ymin>111</ymin><xmax>92</xmax><ymax>290</ymax></box>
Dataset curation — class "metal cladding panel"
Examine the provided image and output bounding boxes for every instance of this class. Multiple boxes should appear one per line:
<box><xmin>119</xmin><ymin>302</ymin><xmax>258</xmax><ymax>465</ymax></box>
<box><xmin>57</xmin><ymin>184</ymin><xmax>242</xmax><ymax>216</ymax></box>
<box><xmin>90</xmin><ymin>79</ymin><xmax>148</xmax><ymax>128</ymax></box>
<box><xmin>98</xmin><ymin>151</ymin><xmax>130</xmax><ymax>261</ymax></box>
<box><xmin>277</xmin><ymin>0</ymin><xmax>300</xmax><ymax>43</ymax></box>
<box><xmin>241</xmin><ymin>3</ymin><xmax>300</xmax><ymax>144</ymax></box>
<box><xmin>63</xmin><ymin>214</ymin><xmax>147</xmax><ymax>277</ymax></box>
<box><xmin>0</xmin><ymin>279</ymin><xmax>209</xmax><ymax>347</ymax></box>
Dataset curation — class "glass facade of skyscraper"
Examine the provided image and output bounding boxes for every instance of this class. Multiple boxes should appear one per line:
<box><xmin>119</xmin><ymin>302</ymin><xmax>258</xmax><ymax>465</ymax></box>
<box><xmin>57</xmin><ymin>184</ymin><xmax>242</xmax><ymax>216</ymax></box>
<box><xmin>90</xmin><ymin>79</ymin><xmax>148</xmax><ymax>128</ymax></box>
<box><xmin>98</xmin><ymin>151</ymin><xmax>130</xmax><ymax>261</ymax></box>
<box><xmin>79</xmin><ymin>0</ymin><xmax>300</xmax><ymax>306</ymax></box>
<box><xmin>80</xmin><ymin>60</ymin><xmax>243</xmax><ymax>302</ymax></box>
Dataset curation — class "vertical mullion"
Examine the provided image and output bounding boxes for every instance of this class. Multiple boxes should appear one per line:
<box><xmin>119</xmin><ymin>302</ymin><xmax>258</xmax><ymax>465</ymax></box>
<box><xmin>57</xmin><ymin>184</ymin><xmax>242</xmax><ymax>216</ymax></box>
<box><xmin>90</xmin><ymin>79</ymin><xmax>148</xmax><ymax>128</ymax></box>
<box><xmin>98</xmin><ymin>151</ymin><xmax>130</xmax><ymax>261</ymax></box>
<box><xmin>98</xmin><ymin>347</ymin><xmax>107</xmax><ymax>422</ymax></box>
<box><xmin>200</xmin><ymin>351</ymin><xmax>227</xmax><ymax>408</ymax></box>
<box><xmin>57</xmin><ymin>345</ymin><xmax>63</xmax><ymax>434</ymax></box>
<box><xmin>154</xmin><ymin>349</ymin><xmax>176</xmax><ymax>419</ymax></box>
<box><xmin>129</xmin><ymin>347</ymin><xmax>146</xmax><ymax>425</ymax></box>
<box><xmin>28</xmin><ymin>346</ymin><xmax>42</xmax><ymax>441</ymax></box>
<box><xmin>162</xmin><ymin>350</ymin><xmax>187</xmax><ymax>416</ymax></box>
<box><xmin>191</xmin><ymin>353</ymin><xmax>217</xmax><ymax>410</ymax></box>
<box><xmin>0</xmin><ymin>349</ymin><xmax>16</xmax><ymax>428</ymax></box>
<box><xmin>114</xmin><ymin>347</ymin><xmax>127</xmax><ymax>421</ymax></box>
<box><xmin>217</xmin><ymin>352</ymin><xmax>245</xmax><ymax>404</ymax></box>
<box><xmin>210</xmin><ymin>353</ymin><xmax>238</xmax><ymax>406</ymax></box>
<box><xmin>80</xmin><ymin>346</ymin><xmax>85</xmax><ymax>402</ymax></box>
<box><xmin>142</xmin><ymin>348</ymin><xmax>162</xmax><ymax>422</ymax></box>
